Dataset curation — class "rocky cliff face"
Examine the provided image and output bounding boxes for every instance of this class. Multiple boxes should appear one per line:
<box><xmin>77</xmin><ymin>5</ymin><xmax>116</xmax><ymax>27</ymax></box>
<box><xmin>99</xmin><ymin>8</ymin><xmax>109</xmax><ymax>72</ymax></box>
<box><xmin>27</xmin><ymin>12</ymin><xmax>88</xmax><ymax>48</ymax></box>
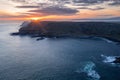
<box><xmin>17</xmin><ymin>21</ymin><xmax>120</xmax><ymax>41</ymax></box>
<box><xmin>19</xmin><ymin>21</ymin><xmax>43</xmax><ymax>34</ymax></box>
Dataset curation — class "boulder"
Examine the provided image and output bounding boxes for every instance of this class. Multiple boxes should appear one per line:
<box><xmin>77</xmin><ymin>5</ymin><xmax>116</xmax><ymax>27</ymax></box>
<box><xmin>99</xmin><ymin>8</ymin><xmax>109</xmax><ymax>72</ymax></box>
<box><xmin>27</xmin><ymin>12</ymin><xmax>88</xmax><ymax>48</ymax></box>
<box><xmin>113</xmin><ymin>57</ymin><xmax>120</xmax><ymax>63</ymax></box>
<box><xmin>36</xmin><ymin>37</ymin><xmax>44</xmax><ymax>41</ymax></box>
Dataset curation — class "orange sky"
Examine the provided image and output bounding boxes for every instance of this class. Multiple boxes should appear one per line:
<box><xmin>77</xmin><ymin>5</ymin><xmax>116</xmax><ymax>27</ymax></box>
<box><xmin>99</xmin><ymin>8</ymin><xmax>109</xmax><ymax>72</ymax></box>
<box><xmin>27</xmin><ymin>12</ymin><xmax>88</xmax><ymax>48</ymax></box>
<box><xmin>0</xmin><ymin>0</ymin><xmax>120</xmax><ymax>21</ymax></box>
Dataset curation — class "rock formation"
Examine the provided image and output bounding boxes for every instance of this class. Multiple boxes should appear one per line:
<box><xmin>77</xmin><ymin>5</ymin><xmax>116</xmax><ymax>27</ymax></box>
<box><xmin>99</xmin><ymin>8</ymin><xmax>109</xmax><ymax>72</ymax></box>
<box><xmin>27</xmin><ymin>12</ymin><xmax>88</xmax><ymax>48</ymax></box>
<box><xmin>11</xmin><ymin>21</ymin><xmax>120</xmax><ymax>41</ymax></box>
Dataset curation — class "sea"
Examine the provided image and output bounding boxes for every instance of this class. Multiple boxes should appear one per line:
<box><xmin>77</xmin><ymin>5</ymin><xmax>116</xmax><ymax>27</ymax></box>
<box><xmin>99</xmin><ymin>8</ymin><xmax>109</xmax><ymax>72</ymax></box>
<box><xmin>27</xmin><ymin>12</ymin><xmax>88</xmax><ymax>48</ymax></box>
<box><xmin>0</xmin><ymin>22</ymin><xmax>120</xmax><ymax>80</ymax></box>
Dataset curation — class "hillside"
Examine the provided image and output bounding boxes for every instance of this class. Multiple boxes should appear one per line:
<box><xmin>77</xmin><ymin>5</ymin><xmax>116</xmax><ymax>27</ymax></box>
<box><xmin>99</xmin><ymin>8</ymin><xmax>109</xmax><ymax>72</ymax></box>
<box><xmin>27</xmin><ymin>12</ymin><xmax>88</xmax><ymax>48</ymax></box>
<box><xmin>12</xmin><ymin>21</ymin><xmax>120</xmax><ymax>41</ymax></box>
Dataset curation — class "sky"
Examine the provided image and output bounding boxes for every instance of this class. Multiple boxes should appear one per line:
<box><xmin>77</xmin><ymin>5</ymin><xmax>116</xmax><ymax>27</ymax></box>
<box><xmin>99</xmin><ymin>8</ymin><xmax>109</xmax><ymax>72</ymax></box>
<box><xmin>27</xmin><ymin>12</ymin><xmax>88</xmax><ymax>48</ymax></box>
<box><xmin>0</xmin><ymin>0</ymin><xmax>120</xmax><ymax>21</ymax></box>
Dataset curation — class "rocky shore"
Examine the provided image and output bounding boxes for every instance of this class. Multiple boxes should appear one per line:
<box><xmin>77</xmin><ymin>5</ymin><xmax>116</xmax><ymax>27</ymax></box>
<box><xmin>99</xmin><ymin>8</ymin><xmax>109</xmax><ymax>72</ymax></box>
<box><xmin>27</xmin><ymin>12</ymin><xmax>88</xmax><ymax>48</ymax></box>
<box><xmin>113</xmin><ymin>57</ymin><xmax>120</xmax><ymax>63</ymax></box>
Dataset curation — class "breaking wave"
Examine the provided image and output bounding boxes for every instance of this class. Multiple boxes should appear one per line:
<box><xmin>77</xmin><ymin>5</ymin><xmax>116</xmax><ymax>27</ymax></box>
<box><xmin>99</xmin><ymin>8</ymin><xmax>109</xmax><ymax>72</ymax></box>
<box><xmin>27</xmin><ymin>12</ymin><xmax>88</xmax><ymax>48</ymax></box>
<box><xmin>101</xmin><ymin>54</ymin><xmax>120</xmax><ymax>67</ymax></box>
<box><xmin>89</xmin><ymin>37</ymin><xmax>115</xmax><ymax>44</ymax></box>
<box><xmin>100</xmin><ymin>38</ymin><xmax>114</xmax><ymax>43</ymax></box>
<box><xmin>76</xmin><ymin>61</ymin><xmax>100</xmax><ymax>80</ymax></box>
<box><xmin>101</xmin><ymin>54</ymin><xmax>116</xmax><ymax>63</ymax></box>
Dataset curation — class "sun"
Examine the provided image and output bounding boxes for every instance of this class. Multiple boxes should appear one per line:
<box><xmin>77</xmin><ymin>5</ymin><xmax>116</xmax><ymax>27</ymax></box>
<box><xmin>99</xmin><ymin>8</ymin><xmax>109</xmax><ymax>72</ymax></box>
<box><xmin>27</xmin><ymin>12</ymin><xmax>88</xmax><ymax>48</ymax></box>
<box><xmin>26</xmin><ymin>17</ymin><xmax>43</xmax><ymax>21</ymax></box>
<box><xmin>31</xmin><ymin>17</ymin><xmax>40</xmax><ymax>20</ymax></box>
<box><xmin>26</xmin><ymin>17</ymin><xmax>46</xmax><ymax>21</ymax></box>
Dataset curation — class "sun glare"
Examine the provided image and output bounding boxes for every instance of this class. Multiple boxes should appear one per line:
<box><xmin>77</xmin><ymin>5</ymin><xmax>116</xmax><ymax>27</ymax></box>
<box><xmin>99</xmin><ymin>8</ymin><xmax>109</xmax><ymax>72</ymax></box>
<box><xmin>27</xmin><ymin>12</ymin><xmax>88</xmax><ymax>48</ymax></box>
<box><xmin>31</xmin><ymin>17</ymin><xmax>40</xmax><ymax>20</ymax></box>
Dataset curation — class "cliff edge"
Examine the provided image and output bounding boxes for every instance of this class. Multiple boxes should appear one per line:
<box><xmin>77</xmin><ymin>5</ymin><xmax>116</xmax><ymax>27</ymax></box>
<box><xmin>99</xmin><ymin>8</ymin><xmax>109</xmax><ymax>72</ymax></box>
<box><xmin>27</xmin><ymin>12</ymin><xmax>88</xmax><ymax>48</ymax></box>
<box><xmin>12</xmin><ymin>21</ymin><xmax>120</xmax><ymax>41</ymax></box>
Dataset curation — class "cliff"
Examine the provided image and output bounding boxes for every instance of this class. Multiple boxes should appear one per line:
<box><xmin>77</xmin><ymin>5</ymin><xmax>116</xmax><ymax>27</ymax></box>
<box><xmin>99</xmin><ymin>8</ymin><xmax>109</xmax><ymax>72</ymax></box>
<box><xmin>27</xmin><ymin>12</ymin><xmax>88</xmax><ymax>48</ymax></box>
<box><xmin>12</xmin><ymin>21</ymin><xmax>120</xmax><ymax>41</ymax></box>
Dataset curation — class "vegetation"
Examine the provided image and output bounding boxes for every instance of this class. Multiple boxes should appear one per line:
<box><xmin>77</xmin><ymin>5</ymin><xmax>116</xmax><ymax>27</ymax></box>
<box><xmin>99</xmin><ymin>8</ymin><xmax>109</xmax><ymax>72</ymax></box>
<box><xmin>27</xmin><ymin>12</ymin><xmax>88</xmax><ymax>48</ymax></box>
<box><xmin>13</xmin><ymin>21</ymin><xmax>120</xmax><ymax>41</ymax></box>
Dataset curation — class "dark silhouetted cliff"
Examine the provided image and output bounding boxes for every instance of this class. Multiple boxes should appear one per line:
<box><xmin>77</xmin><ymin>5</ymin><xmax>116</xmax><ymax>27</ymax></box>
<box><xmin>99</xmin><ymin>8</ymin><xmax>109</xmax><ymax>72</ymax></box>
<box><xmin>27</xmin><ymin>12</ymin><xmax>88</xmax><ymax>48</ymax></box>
<box><xmin>14</xmin><ymin>21</ymin><xmax>120</xmax><ymax>41</ymax></box>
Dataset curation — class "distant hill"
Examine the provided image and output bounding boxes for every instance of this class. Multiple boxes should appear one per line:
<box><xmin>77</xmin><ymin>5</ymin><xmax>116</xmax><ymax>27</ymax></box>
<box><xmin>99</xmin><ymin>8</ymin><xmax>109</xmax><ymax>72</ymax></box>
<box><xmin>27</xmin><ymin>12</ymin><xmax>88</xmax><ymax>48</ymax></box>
<box><xmin>73</xmin><ymin>17</ymin><xmax>120</xmax><ymax>22</ymax></box>
<box><xmin>107</xmin><ymin>17</ymin><xmax>120</xmax><ymax>20</ymax></box>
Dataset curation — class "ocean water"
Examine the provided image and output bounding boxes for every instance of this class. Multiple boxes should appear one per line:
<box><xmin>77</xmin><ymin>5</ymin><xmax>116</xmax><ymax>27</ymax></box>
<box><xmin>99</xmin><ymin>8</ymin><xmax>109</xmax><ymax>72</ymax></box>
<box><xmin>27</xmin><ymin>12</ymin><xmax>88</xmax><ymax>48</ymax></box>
<box><xmin>0</xmin><ymin>22</ymin><xmax>120</xmax><ymax>80</ymax></box>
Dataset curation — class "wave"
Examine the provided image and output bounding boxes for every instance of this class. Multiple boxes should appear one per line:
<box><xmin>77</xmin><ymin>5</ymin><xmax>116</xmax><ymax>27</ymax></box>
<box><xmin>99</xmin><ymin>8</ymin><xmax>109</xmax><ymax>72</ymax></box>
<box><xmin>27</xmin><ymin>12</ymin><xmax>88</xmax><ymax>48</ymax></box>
<box><xmin>76</xmin><ymin>61</ymin><xmax>100</xmax><ymax>80</ymax></box>
<box><xmin>101</xmin><ymin>54</ymin><xmax>116</xmax><ymax>63</ymax></box>
<box><xmin>89</xmin><ymin>37</ymin><xmax>114</xmax><ymax>44</ymax></box>
<box><xmin>101</xmin><ymin>38</ymin><xmax>113</xmax><ymax>43</ymax></box>
<box><xmin>101</xmin><ymin>54</ymin><xmax>120</xmax><ymax>67</ymax></box>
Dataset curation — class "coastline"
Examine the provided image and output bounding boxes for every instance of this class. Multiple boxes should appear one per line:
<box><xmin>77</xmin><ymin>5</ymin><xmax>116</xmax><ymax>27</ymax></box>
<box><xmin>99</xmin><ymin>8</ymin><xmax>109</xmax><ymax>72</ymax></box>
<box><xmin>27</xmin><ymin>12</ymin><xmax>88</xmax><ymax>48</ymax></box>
<box><xmin>11</xmin><ymin>21</ymin><xmax>120</xmax><ymax>43</ymax></box>
<box><xmin>10</xmin><ymin>32</ymin><xmax>120</xmax><ymax>44</ymax></box>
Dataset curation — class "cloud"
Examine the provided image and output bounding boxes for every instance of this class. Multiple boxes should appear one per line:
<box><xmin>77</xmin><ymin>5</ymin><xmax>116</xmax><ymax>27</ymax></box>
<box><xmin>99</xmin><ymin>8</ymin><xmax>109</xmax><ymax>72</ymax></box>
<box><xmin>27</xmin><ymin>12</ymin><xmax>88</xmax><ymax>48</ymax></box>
<box><xmin>10</xmin><ymin>0</ymin><xmax>120</xmax><ymax>6</ymax></box>
<box><xmin>16</xmin><ymin>6</ymin><xmax>39</xmax><ymax>8</ymax></box>
<box><xmin>72</xmin><ymin>0</ymin><xmax>120</xmax><ymax>5</ymax></box>
<box><xmin>29</xmin><ymin>6</ymin><xmax>79</xmax><ymax>15</ymax></box>
<box><xmin>0</xmin><ymin>15</ymin><xmax>27</xmax><ymax>18</ymax></box>
<box><xmin>9</xmin><ymin>0</ymin><xmax>120</xmax><ymax>16</ymax></box>
<box><xmin>72</xmin><ymin>0</ymin><xmax>103</xmax><ymax>5</ymax></box>
<box><xmin>109</xmin><ymin>1</ymin><xmax>120</xmax><ymax>6</ymax></box>
<box><xmin>10</xmin><ymin>0</ymin><xmax>27</xmax><ymax>4</ymax></box>
<box><xmin>78</xmin><ymin>7</ymin><xmax>104</xmax><ymax>10</ymax></box>
<box><xmin>97</xmin><ymin>14</ymin><xmax>114</xmax><ymax>17</ymax></box>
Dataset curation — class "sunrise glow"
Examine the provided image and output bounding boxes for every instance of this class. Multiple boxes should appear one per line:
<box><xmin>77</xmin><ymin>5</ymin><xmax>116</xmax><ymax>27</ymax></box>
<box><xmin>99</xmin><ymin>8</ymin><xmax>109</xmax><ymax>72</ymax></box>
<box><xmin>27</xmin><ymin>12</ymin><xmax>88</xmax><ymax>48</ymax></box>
<box><xmin>0</xmin><ymin>0</ymin><xmax>120</xmax><ymax>21</ymax></box>
<box><xmin>30</xmin><ymin>17</ymin><xmax>41</xmax><ymax>21</ymax></box>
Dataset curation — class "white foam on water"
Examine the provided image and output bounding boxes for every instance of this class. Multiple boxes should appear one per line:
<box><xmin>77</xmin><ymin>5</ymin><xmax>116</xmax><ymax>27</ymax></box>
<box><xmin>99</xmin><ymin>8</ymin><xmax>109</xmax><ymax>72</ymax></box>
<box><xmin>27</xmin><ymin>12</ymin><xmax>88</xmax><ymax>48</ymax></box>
<box><xmin>101</xmin><ymin>38</ymin><xmax>113</xmax><ymax>43</ymax></box>
<box><xmin>101</xmin><ymin>54</ymin><xmax>120</xmax><ymax>67</ymax></box>
<box><xmin>91</xmin><ymin>37</ymin><xmax>115</xmax><ymax>44</ymax></box>
<box><xmin>76</xmin><ymin>62</ymin><xmax>100</xmax><ymax>80</ymax></box>
<box><xmin>101</xmin><ymin>54</ymin><xmax>116</xmax><ymax>63</ymax></box>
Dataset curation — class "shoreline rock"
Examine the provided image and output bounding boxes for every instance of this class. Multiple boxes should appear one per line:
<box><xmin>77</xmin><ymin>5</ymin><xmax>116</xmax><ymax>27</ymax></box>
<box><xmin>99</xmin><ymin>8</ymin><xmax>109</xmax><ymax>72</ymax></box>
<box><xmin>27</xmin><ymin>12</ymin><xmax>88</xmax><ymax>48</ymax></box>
<box><xmin>113</xmin><ymin>57</ymin><xmax>120</xmax><ymax>63</ymax></box>
<box><xmin>36</xmin><ymin>37</ymin><xmax>44</xmax><ymax>41</ymax></box>
<box><xmin>10</xmin><ymin>32</ymin><xmax>20</xmax><ymax>36</ymax></box>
